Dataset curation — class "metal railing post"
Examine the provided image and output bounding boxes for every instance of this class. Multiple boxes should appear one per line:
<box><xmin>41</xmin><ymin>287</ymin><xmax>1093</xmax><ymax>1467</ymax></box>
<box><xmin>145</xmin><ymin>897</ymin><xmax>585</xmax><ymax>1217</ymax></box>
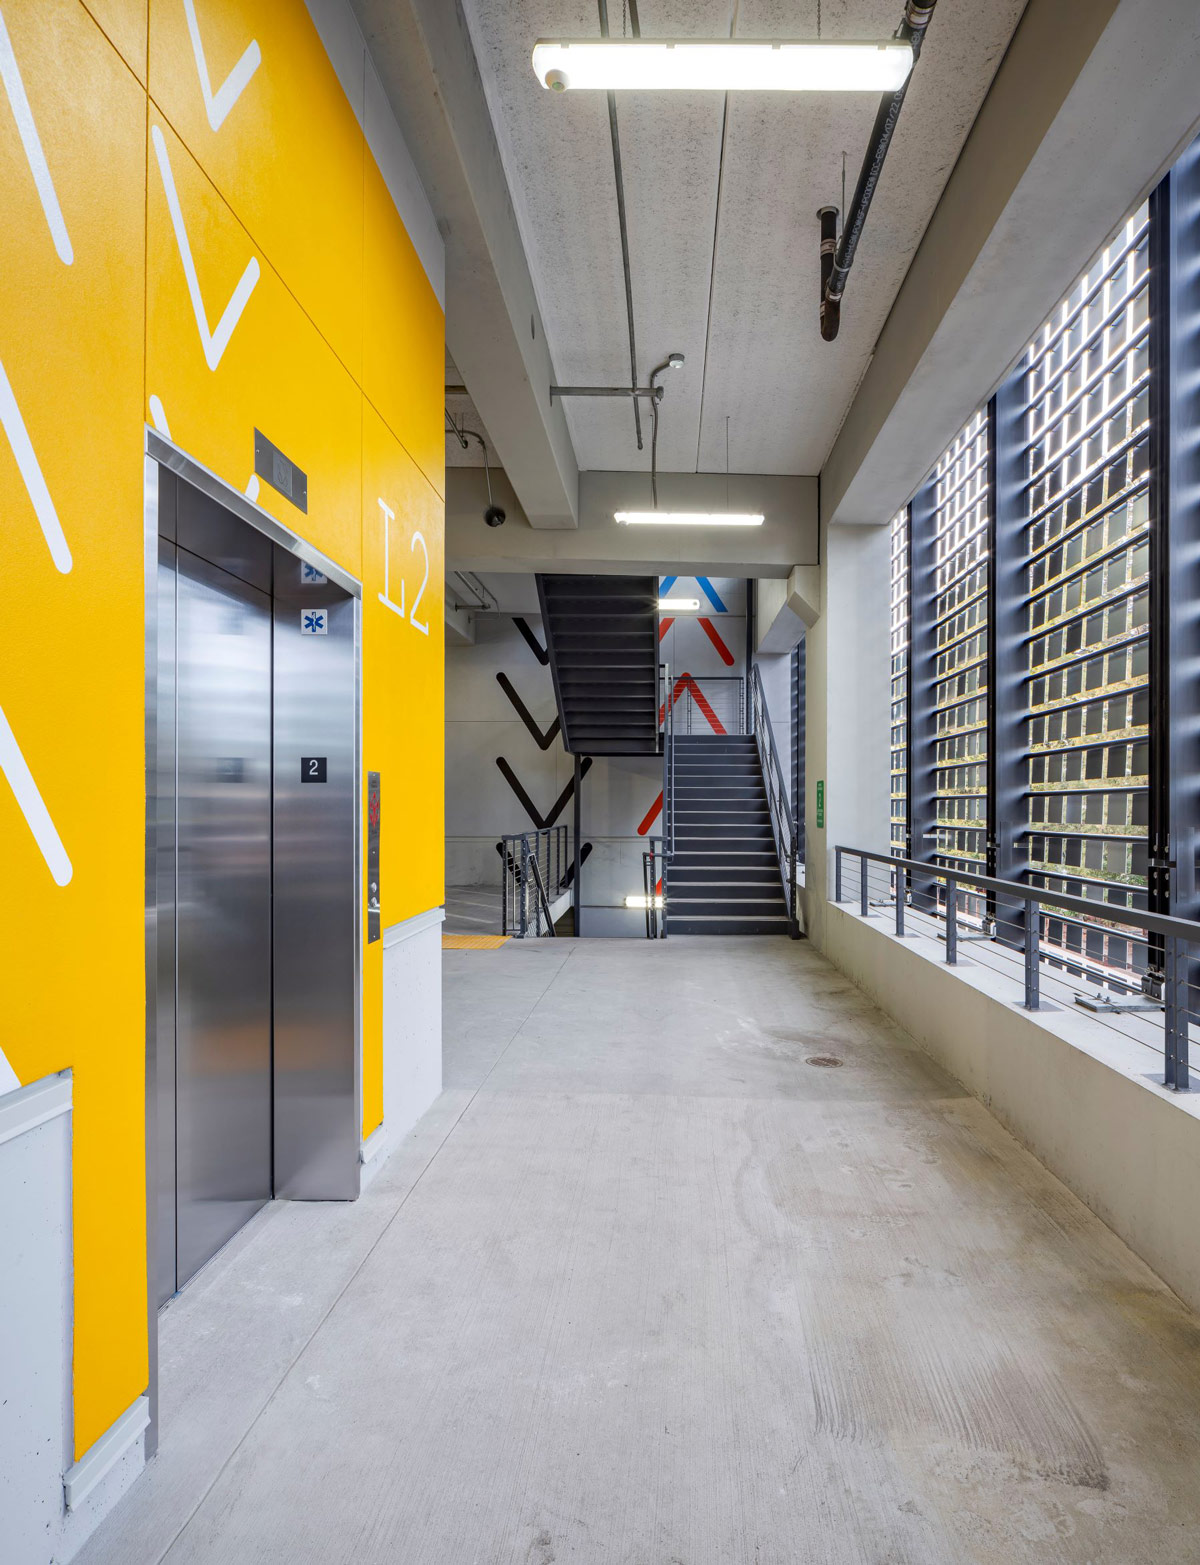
<box><xmin>520</xmin><ymin>837</ymin><xmax>529</xmax><ymax>938</ymax></box>
<box><xmin>1164</xmin><ymin>936</ymin><xmax>1190</xmax><ymax>1090</ymax></box>
<box><xmin>859</xmin><ymin>854</ymin><xmax>869</xmax><ymax>916</ymax></box>
<box><xmin>835</xmin><ymin>846</ymin><xmax>843</xmax><ymax>903</ymax></box>
<box><xmin>945</xmin><ymin>879</ymin><xmax>958</xmax><ymax>964</ymax></box>
<box><xmin>895</xmin><ymin>861</ymin><xmax>905</xmax><ymax>937</ymax></box>
<box><xmin>1023</xmin><ymin>897</ymin><xmax>1040</xmax><ymax>1009</ymax></box>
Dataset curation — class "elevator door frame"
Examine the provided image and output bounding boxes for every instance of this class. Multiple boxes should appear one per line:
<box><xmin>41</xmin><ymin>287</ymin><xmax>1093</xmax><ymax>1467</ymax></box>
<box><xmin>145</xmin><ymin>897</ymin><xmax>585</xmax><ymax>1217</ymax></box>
<box><xmin>142</xmin><ymin>429</ymin><xmax>363</xmax><ymax>1455</ymax></box>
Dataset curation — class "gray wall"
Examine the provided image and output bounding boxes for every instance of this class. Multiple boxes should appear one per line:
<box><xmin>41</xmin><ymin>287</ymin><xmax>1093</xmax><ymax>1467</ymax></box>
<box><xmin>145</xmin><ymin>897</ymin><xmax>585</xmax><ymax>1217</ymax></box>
<box><xmin>445</xmin><ymin>580</ymin><xmax>753</xmax><ymax>933</ymax></box>
<box><xmin>445</xmin><ymin>614</ymin><xmax>661</xmax><ymax>933</ymax></box>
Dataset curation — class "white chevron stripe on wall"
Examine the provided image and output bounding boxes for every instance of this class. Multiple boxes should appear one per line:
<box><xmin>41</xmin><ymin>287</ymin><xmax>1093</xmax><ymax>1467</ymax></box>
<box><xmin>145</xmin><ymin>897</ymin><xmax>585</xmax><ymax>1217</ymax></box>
<box><xmin>152</xmin><ymin>124</ymin><xmax>261</xmax><ymax>372</ymax></box>
<box><xmin>0</xmin><ymin>4</ymin><xmax>72</xmax><ymax>264</ymax></box>
<box><xmin>182</xmin><ymin>0</ymin><xmax>262</xmax><ymax>133</ymax></box>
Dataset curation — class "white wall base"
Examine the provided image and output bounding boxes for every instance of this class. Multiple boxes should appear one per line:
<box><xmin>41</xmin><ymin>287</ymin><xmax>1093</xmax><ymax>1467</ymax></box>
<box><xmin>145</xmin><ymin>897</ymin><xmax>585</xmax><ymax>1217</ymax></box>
<box><xmin>817</xmin><ymin>900</ymin><xmax>1200</xmax><ymax>1318</ymax></box>
<box><xmin>361</xmin><ymin>908</ymin><xmax>443</xmax><ymax>1185</ymax></box>
<box><xmin>1</xmin><ymin>1073</ymin><xmax>72</xmax><ymax>1565</ymax></box>
<box><xmin>0</xmin><ymin>1071</ymin><xmax>148</xmax><ymax>1565</ymax></box>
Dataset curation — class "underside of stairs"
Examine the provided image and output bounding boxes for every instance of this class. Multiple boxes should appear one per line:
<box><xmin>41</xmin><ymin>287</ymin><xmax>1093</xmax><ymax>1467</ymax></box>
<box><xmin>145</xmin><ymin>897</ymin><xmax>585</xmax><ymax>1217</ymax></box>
<box><xmin>537</xmin><ymin>574</ymin><xmax>659</xmax><ymax>755</ymax></box>
<box><xmin>668</xmin><ymin>734</ymin><xmax>792</xmax><ymax>935</ymax></box>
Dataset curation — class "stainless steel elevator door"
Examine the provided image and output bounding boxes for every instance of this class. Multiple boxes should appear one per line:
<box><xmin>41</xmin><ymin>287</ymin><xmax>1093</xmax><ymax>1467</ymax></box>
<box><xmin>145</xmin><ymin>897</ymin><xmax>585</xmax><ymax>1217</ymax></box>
<box><xmin>172</xmin><ymin>545</ymin><xmax>273</xmax><ymax>1290</ymax></box>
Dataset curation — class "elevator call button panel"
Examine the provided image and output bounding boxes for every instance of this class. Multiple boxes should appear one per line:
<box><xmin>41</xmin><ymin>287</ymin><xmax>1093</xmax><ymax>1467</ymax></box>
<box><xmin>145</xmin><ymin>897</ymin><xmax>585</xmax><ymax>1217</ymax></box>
<box><xmin>368</xmin><ymin>772</ymin><xmax>381</xmax><ymax>943</ymax></box>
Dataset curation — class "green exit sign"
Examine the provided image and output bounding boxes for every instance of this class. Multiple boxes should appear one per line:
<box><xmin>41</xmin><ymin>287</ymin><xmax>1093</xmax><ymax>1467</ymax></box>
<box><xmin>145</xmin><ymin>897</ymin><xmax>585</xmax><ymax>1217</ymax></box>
<box><xmin>816</xmin><ymin>779</ymin><xmax>825</xmax><ymax>830</ymax></box>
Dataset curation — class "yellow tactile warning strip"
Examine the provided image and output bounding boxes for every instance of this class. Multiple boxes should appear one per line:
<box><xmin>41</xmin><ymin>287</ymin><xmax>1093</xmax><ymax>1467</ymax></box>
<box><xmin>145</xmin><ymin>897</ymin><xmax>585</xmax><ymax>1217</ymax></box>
<box><xmin>442</xmin><ymin>934</ymin><xmax>510</xmax><ymax>950</ymax></box>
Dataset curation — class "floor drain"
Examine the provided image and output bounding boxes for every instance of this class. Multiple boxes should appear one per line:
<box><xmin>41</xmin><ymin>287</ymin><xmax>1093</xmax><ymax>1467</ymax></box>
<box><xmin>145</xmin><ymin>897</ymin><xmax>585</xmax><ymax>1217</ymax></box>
<box><xmin>805</xmin><ymin>1055</ymin><xmax>844</xmax><ymax>1068</ymax></box>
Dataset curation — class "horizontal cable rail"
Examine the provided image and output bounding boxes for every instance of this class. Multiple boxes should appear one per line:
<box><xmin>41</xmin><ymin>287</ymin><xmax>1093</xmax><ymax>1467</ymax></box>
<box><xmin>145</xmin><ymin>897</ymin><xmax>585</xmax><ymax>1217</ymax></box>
<box><xmin>834</xmin><ymin>842</ymin><xmax>1195</xmax><ymax>1089</ymax></box>
<box><xmin>663</xmin><ymin>673</ymin><xmax>745</xmax><ymax>735</ymax></box>
<box><xmin>750</xmin><ymin>665</ymin><xmax>799</xmax><ymax>936</ymax></box>
<box><xmin>500</xmin><ymin>826</ymin><xmax>569</xmax><ymax>938</ymax></box>
<box><xmin>641</xmin><ymin>834</ymin><xmax>666</xmax><ymax>939</ymax></box>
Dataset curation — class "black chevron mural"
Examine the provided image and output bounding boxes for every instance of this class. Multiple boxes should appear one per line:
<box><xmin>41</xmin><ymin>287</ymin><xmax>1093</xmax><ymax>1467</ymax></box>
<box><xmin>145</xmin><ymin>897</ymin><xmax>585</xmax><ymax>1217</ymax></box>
<box><xmin>513</xmin><ymin>616</ymin><xmax>549</xmax><ymax>665</ymax></box>
<box><xmin>493</xmin><ymin>618</ymin><xmax>593</xmax><ymax>899</ymax></box>
<box><xmin>495</xmin><ymin>756</ymin><xmax>591</xmax><ymax>830</ymax></box>
<box><xmin>495</xmin><ymin>672</ymin><xmax>560</xmax><ymax>750</ymax></box>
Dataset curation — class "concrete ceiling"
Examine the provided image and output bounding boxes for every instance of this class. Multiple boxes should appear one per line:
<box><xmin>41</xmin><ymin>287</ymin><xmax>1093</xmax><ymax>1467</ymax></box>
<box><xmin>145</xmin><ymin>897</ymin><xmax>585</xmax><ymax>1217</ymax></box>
<box><xmin>461</xmin><ymin>0</ymin><xmax>1027</xmax><ymax>477</ymax></box>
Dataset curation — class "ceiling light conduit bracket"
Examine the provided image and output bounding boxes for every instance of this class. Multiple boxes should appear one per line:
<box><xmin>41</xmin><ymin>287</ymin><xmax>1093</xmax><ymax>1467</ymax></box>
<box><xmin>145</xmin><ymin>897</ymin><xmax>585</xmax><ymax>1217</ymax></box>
<box><xmin>549</xmin><ymin>384</ymin><xmax>665</xmax><ymax>402</ymax></box>
<box><xmin>818</xmin><ymin>0</ymin><xmax>938</xmax><ymax>342</ymax></box>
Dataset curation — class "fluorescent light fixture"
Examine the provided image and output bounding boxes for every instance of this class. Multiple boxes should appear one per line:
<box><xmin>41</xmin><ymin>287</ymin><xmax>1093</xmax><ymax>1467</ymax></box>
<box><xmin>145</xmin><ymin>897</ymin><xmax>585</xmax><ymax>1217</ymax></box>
<box><xmin>625</xmin><ymin>894</ymin><xmax>664</xmax><ymax>910</ymax></box>
<box><xmin>615</xmin><ymin>511</ymin><xmax>765</xmax><ymax>527</ymax></box>
<box><xmin>533</xmin><ymin>39</ymin><xmax>913</xmax><ymax>94</ymax></box>
<box><xmin>658</xmin><ymin>597</ymin><xmax>700</xmax><ymax>612</ymax></box>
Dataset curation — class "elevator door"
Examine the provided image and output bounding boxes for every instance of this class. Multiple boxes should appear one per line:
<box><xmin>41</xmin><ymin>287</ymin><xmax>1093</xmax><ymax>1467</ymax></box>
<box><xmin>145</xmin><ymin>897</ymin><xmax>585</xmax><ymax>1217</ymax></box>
<box><xmin>159</xmin><ymin>542</ymin><xmax>273</xmax><ymax>1298</ymax></box>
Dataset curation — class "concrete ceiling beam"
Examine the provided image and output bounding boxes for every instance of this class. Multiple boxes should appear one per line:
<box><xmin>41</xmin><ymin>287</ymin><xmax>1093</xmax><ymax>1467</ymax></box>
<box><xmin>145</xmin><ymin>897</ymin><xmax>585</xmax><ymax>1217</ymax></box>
<box><xmin>446</xmin><ymin>468</ymin><xmax>818</xmax><ymax>578</ymax></box>
<box><xmin>352</xmin><ymin>0</ymin><xmax>580</xmax><ymax>528</ymax></box>
<box><xmin>823</xmin><ymin>0</ymin><xmax>1200</xmax><ymax>527</ymax></box>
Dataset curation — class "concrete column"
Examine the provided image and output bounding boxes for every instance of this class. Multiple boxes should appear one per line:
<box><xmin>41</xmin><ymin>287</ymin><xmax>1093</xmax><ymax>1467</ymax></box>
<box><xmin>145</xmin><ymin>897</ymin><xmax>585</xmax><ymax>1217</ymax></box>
<box><xmin>803</xmin><ymin>520</ymin><xmax>892</xmax><ymax>950</ymax></box>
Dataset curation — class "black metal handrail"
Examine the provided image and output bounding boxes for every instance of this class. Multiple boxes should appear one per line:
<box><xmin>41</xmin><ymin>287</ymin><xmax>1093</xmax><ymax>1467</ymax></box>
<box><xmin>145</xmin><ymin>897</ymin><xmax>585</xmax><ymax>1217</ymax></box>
<box><xmin>834</xmin><ymin>843</ymin><xmax>1195</xmax><ymax>1090</ymax></box>
<box><xmin>641</xmin><ymin>835</ymin><xmax>665</xmax><ymax>939</ymax></box>
<box><xmin>659</xmin><ymin>661</ymin><xmax>675</xmax><ymax>934</ymax></box>
<box><xmin>750</xmin><ymin>665</ymin><xmax>799</xmax><ymax>937</ymax></box>
<box><xmin>500</xmin><ymin>826</ymin><xmax>569</xmax><ymax>937</ymax></box>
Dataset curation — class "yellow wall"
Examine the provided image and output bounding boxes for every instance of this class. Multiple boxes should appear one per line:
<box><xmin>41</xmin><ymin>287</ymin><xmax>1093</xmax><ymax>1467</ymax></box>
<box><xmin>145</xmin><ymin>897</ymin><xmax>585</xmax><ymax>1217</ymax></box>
<box><xmin>0</xmin><ymin>0</ymin><xmax>444</xmax><ymax>1458</ymax></box>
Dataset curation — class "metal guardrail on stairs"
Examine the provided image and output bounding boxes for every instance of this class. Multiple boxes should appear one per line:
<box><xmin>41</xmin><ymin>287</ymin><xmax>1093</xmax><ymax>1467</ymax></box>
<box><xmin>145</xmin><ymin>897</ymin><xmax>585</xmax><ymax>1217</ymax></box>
<box><xmin>500</xmin><ymin>827</ymin><xmax>569</xmax><ymax>937</ymax></box>
<box><xmin>750</xmin><ymin>665</ymin><xmax>801</xmax><ymax>939</ymax></box>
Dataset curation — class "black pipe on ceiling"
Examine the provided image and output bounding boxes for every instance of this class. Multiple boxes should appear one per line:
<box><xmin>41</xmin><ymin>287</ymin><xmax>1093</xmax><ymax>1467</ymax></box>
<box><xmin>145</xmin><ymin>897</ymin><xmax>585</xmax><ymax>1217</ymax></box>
<box><xmin>818</xmin><ymin>0</ymin><xmax>938</xmax><ymax>342</ymax></box>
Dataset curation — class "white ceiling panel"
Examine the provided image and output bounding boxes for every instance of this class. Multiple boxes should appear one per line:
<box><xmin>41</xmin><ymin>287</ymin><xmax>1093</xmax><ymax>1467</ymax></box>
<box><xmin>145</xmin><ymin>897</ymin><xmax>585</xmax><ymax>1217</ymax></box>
<box><xmin>462</xmin><ymin>0</ymin><xmax>1027</xmax><ymax>476</ymax></box>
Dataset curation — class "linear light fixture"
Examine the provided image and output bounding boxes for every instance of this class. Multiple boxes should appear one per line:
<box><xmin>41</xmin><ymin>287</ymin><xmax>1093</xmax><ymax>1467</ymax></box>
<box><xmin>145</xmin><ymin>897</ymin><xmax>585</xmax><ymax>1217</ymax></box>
<box><xmin>625</xmin><ymin>895</ymin><xmax>664</xmax><ymax>910</ymax></box>
<box><xmin>658</xmin><ymin>596</ymin><xmax>700</xmax><ymax>612</ymax></box>
<box><xmin>532</xmin><ymin>39</ymin><xmax>913</xmax><ymax>94</ymax></box>
<box><xmin>615</xmin><ymin>511</ymin><xmax>764</xmax><ymax>527</ymax></box>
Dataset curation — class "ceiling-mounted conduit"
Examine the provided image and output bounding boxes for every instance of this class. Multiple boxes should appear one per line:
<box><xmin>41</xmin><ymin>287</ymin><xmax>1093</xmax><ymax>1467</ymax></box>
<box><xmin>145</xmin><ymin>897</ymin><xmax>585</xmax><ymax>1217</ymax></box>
<box><xmin>818</xmin><ymin>0</ymin><xmax>937</xmax><ymax>342</ymax></box>
<box><xmin>446</xmin><ymin>409</ymin><xmax>502</xmax><ymax>513</ymax></box>
<box><xmin>598</xmin><ymin>0</ymin><xmax>644</xmax><ymax>449</ymax></box>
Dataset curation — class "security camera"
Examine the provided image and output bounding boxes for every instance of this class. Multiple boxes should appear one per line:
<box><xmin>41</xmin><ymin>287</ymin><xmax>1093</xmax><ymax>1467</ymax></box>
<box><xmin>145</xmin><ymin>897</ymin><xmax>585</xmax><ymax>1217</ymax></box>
<box><xmin>484</xmin><ymin>504</ymin><xmax>506</xmax><ymax>528</ymax></box>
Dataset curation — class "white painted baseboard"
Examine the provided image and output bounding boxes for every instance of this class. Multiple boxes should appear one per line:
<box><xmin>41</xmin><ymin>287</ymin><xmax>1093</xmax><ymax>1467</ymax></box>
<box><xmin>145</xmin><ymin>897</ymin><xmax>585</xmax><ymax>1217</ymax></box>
<box><xmin>63</xmin><ymin>1396</ymin><xmax>149</xmax><ymax>1511</ymax></box>
<box><xmin>360</xmin><ymin>907</ymin><xmax>444</xmax><ymax>1187</ymax></box>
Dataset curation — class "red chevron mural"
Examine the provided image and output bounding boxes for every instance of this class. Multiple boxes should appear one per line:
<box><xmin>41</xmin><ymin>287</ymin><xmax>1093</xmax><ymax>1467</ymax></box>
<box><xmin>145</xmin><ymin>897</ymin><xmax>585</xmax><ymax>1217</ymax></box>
<box><xmin>657</xmin><ymin>672</ymin><xmax>727</xmax><ymax>735</ymax></box>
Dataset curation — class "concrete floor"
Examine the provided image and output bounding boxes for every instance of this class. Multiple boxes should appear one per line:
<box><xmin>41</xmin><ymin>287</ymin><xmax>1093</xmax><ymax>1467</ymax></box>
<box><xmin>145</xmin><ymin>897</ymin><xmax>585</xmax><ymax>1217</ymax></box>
<box><xmin>443</xmin><ymin>882</ymin><xmax>503</xmax><ymax>935</ymax></box>
<box><xmin>80</xmin><ymin>937</ymin><xmax>1200</xmax><ymax>1564</ymax></box>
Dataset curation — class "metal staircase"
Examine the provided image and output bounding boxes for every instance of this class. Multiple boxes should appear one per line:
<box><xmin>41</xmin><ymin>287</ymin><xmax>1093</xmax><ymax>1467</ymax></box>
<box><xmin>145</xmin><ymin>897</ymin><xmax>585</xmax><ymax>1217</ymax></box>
<box><xmin>536</xmin><ymin>575</ymin><xmax>659</xmax><ymax>755</ymax></box>
<box><xmin>668</xmin><ymin>735</ymin><xmax>792</xmax><ymax>934</ymax></box>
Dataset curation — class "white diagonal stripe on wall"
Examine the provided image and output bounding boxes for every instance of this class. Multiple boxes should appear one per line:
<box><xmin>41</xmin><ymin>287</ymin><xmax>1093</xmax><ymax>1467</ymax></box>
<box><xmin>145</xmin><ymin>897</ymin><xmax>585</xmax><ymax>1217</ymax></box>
<box><xmin>0</xmin><ymin>702</ymin><xmax>72</xmax><ymax>886</ymax></box>
<box><xmin>182</xmin><ymin>0</ymin><xmax>261</xmax><ymax>133</ymax></box>
<box><xmin>0</xmin><ymin>4</ymin><xmax>72</xmax><ymax>264</ymax></box>
<box><xmin>152</xmin><ymin>124</ymin><xmax>260</xmax><ymax>372</ymax></box>
<box><xmin>0</xmin><ymin>355</ymin><xmax>71</xmax><ymax>573</ymax></box>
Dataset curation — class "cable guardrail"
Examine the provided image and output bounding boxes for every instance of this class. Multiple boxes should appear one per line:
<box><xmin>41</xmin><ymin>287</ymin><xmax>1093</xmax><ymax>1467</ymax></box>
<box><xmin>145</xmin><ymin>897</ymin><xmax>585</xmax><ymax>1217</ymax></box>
<box><xmin>833</xmin><ymin>843</ymin><xmax>1195</xmax><ymax>1089</ymax></box>
<box><xmin>654</xmin><ymin>661</ymin><xmax>675</xmax><ymax>938</ymax></box>
<box><xmin>676</xmin><ymin>674</ymin><xmax>745</xmax><ymax>734</ymax></box>
<box><xmin>750</xmin><ymin>665</ymin><xmax>800</xmax><ymax>938</ymax></box>
<box><xmin>500</xmin><ymin>826</ymin><xmax>569</xmax><ymax>937</ymax></box>
<box><xmin>641</xmin><ymin>835</ymin><xmax>665</xmax><ymax>939</ymax></box>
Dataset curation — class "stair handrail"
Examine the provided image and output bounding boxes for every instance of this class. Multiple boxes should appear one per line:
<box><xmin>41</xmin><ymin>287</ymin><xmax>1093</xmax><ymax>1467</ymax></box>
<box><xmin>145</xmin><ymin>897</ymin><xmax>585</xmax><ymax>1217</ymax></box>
<box><xmin>499</xmin><ymin>825</ymin><xmax>569</xmax><ymax>936</ymax></box>
<box><xmin>749</xmin><ymin>664</ymin><xmax>799</xmax><ymax>938</ymax></box>
<box><xmin>660</xmin><ymin>660</ymin><xmax>675</xmax><ymax>934</ymax></box>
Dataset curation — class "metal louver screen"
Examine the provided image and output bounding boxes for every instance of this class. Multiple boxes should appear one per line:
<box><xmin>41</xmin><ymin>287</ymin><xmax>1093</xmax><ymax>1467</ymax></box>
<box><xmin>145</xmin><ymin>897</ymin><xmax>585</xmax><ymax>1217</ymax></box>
<box><xmin>1023</xmin><ymin>205</ymin><xmax>1151</xmax><ymax>981</ymax></box>
<box><xmin>932</xmin><ymin>410</ymin><xmax>990</xmax><ymax>916</ymax></box>
<box><xmin>889</xmin><ymin>508</ymin><xmax>909</xmax><ymax>854</ymax></box>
